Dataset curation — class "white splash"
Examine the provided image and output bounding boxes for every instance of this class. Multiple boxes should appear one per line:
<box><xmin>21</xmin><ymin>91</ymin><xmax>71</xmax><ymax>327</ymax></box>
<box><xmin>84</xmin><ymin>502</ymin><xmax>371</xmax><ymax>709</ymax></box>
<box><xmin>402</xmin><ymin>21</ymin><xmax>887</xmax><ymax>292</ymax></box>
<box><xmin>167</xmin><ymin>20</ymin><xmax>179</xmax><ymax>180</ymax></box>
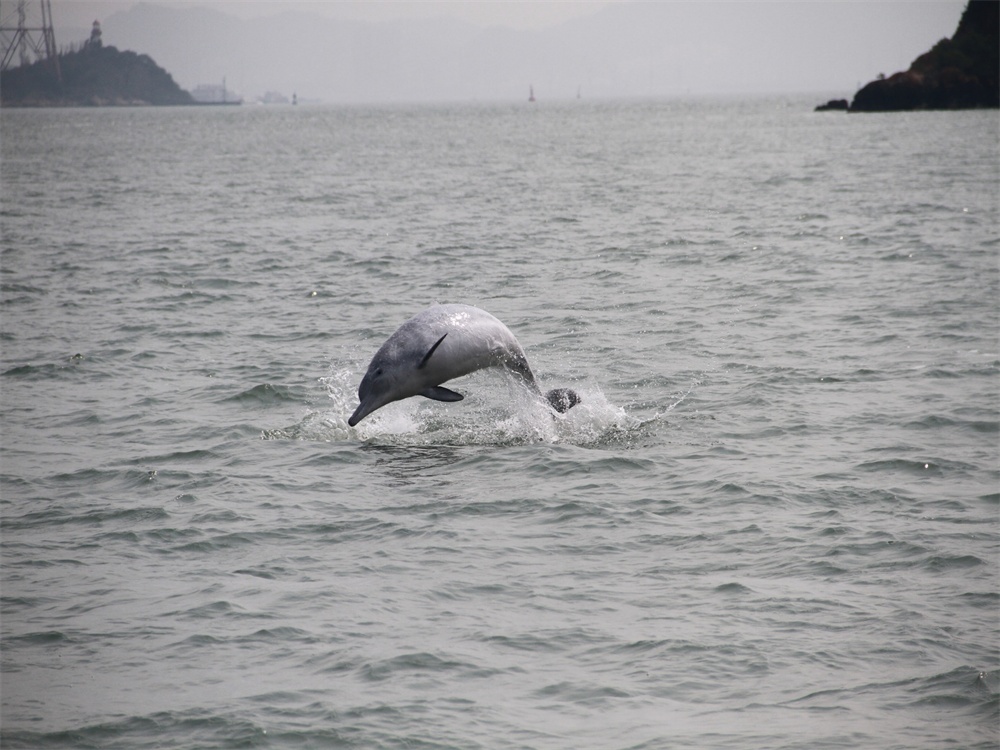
<box><xmin>280</xmin><ymin>366</ymin><xmax>637</xmax><ymax>447</ymax></box>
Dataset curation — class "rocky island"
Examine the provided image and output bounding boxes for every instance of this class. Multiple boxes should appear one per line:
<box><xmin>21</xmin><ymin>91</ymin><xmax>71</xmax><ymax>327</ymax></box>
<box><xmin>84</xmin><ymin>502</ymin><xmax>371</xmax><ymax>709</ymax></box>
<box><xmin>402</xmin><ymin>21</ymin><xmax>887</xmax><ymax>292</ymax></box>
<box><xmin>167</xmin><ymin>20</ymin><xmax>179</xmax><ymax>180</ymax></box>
<box><xmin>1</xmin><ymin>23</ymin><xmax>192</xmax><ymax>107</ymax></box>
<box><xmin>849</xmin><ymin>0</ymin><xmax>998</xmax><ymax>112</ymax></box>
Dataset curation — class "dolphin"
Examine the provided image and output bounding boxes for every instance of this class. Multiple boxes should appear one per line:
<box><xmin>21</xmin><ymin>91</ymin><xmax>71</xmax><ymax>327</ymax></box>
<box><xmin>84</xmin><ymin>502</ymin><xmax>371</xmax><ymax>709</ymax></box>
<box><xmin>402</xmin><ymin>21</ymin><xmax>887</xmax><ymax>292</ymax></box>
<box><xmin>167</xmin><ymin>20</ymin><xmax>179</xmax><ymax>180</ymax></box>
<box><xmin>348</xmin><ymin>304</ymin><xmax>580</xmax><ymax>427</ymax></box>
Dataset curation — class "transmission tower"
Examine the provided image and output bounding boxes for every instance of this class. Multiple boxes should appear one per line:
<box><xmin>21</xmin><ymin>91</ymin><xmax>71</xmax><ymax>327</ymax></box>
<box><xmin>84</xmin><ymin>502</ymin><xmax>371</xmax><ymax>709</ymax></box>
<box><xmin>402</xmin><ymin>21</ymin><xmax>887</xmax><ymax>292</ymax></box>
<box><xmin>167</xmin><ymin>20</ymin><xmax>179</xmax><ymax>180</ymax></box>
<box><xmin>0</xmin><ymin>0</ymin><xmax>60</xmax><ymax>81</ymax></box>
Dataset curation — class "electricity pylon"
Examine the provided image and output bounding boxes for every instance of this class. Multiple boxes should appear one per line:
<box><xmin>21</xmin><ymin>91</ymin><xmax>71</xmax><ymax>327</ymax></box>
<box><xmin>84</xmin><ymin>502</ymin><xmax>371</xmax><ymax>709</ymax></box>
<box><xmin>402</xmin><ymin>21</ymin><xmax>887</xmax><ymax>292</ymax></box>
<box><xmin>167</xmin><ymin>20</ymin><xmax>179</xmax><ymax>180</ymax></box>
<box><xmin>0</xmin><ymin>0</ymin><xmax>60</xmax><ymax>81</ymax></box>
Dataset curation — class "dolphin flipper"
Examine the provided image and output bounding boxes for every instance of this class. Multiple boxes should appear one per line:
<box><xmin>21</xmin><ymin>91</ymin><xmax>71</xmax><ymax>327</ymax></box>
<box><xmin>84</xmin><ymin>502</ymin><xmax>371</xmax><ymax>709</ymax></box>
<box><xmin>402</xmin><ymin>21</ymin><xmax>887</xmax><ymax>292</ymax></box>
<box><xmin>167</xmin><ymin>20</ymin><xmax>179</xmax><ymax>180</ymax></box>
<box><xmin>420</xmin><ymin>386</ymin><xmax>464</xmax><ymax>402</ymax></box>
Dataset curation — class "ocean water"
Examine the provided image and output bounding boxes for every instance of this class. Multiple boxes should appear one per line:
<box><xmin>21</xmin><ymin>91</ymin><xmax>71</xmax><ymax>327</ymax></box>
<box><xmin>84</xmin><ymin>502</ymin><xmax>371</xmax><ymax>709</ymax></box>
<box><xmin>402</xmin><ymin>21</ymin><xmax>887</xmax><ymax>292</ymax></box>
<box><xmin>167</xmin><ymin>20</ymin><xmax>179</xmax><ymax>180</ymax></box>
<box><xmin>1</xmin><ymin>97</ymin><xmax>997</xmax><ymax>749</ymax></box>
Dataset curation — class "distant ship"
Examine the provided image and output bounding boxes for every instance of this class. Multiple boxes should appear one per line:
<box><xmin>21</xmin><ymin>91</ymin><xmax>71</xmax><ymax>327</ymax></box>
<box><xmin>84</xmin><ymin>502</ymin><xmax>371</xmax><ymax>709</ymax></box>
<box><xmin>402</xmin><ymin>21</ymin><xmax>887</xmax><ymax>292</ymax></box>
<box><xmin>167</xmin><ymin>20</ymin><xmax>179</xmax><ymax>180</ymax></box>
<box><xmin>191</xmin><ymin>78</ymin><xmax>242</xmax><ymax>105</ymax></box>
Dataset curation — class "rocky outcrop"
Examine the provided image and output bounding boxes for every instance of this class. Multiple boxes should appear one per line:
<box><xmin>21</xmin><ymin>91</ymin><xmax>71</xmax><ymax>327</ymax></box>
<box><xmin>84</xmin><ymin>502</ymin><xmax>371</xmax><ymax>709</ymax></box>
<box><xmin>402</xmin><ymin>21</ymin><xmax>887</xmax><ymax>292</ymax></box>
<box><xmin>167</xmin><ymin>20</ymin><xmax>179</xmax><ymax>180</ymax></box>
<box><xmin>1</xmin><ymin>45</ymin><xmax>193</xmax><ymax>107</ymax></box>
<box><xmin>850</xmin><ymin>0</ymin><xmax>999</xmax><ymax>112</ymax></box>
<box><xmin>815</xmin><ymin>98</ymin><xmax>849</xmax><ymax>112</ymax></box>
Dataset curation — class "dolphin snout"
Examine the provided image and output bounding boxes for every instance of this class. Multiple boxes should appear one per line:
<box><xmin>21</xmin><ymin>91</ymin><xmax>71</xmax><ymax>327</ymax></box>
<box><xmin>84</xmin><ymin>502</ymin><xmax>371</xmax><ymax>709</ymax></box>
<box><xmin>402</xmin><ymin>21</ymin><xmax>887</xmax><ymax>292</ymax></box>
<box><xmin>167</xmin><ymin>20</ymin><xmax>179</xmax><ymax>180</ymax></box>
<box><xmin>348</xmin><ymin>396</ymin><xmax>378</xmax><ymax>427</ymax></box>
<box><xmin>347</xmin><ymin>405</ymin><xmax>367</xmax><ymax>428</ymax></box>
<box><xmin>349</xmin><ymin>370</ymin><xmax>382</xmax><ymax>427</ymax></box>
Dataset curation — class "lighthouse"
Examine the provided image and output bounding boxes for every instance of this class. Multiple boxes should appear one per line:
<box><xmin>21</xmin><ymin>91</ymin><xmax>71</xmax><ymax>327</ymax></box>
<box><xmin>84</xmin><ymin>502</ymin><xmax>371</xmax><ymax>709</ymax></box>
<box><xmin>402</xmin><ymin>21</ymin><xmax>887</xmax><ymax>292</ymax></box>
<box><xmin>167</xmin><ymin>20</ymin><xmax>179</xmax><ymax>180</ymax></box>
<box><xmin>88</xmin><ymin>19</ymin><xmax>102</xmax><ymax>48</ymax></box>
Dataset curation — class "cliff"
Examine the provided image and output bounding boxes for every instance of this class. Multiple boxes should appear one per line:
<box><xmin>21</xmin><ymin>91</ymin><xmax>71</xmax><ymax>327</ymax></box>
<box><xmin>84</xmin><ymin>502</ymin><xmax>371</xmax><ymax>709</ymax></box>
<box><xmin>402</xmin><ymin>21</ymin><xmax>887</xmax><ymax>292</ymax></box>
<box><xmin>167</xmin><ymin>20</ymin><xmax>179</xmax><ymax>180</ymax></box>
<box><xmin>0</xmin><ymin>45</ymin><xmax>193</xmax><ymax>107</ymax></box>
<box><xmin>850</xmin><ymin>0</ymin><xmax>999</xmax><ymax>111</ymax></box>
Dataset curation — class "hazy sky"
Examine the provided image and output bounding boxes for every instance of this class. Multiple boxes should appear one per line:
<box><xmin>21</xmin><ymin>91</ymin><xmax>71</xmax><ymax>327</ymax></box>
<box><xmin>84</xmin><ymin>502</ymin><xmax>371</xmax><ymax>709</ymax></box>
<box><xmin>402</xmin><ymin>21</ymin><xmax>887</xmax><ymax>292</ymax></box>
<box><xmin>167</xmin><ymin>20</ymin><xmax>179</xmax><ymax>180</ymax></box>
<box><xmin>27</xmin><ymin>0</ymin><xmax>970</xmax><ymax>102</ymax></box>
<box><xmin>49</xmin><ymin>0</ymin><xmax>625</xmax><ymax>31</ymax></box>
<box><xmin>45</xmin><ymin>0</ymin><xmax>967</xmax><ymax>33</ymax></box>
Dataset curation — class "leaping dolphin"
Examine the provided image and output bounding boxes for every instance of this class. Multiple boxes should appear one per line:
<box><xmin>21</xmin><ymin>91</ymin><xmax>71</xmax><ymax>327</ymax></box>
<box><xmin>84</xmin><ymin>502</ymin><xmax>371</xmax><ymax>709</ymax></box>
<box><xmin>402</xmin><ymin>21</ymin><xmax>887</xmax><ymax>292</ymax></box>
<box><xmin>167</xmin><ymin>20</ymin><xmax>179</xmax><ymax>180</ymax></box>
<box><xmin>348</xmin><ymin>304</ymin><xmax>580</xmax><ymax>427</ymax></box>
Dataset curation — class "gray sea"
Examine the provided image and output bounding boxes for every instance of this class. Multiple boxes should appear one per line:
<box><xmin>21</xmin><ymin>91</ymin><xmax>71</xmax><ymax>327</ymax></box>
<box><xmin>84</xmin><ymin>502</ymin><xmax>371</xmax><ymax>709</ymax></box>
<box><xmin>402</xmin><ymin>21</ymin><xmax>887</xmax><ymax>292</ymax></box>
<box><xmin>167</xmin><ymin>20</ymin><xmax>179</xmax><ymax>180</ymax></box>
<box><xmin>1</xmin><ymin>97</ymin><xmax>997</xmax><ymax>749</ymax></box>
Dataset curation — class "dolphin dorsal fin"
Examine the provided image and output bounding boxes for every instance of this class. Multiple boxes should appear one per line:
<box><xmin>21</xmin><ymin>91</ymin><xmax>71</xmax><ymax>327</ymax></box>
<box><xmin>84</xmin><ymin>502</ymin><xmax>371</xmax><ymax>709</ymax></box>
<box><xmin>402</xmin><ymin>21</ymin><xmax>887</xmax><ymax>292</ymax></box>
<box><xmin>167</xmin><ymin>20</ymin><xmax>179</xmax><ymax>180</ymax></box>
<box><xmin>418</xmin><ymin>333</ymin><xmax>447</xmax><ymax>369</ymax></box>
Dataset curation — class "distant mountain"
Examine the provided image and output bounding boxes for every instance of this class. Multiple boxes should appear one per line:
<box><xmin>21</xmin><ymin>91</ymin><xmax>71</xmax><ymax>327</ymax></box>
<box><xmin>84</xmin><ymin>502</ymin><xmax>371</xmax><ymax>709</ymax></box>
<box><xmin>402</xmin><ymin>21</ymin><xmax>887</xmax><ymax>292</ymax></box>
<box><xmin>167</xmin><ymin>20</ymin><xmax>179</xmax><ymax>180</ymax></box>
<box><xmin>850</xmin><ymin>0</ymin><xmax>999</xmax><ymax>111</ymax></box>
<box><xmin>0</xmin><ymin>44</ymin><xmax>193</xmax><ymax>106</ymax></box>
<box><xmin>89</xmin><ymin>2</ymin><xmax>966</xmax><ymax>103</ymax></box>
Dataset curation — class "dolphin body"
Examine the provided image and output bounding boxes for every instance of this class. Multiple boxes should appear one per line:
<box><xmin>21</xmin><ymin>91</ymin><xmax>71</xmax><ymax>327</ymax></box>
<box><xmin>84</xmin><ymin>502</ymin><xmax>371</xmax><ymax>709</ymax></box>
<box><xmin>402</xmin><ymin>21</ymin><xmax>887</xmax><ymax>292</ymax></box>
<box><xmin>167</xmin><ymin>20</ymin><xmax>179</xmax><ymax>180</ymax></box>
<box><xmin>348</xmin><ymin>304</ymin><xmax>580</xmax><ymax>427</ymax></box>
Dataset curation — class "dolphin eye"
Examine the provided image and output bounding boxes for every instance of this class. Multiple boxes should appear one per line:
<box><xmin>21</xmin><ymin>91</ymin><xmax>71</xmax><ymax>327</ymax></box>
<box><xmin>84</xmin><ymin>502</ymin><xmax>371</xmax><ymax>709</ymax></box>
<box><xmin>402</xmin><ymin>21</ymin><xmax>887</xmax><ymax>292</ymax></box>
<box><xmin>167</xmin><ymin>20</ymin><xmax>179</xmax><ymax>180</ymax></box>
<box><xmin>375</xmin><ymin>368</ymin><xmax>383</xmax><ymax>377</ymax></box>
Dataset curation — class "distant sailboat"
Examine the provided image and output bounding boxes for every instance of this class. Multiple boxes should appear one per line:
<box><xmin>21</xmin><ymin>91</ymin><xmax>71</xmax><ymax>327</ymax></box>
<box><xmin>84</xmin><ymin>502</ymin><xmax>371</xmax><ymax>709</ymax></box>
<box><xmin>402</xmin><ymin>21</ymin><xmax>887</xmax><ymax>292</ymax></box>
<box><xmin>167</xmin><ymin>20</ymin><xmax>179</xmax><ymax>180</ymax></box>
<box><xmin>528</xmin><ymin>85</ymin><xmax>536</xmax><ymax>103</ymax></box>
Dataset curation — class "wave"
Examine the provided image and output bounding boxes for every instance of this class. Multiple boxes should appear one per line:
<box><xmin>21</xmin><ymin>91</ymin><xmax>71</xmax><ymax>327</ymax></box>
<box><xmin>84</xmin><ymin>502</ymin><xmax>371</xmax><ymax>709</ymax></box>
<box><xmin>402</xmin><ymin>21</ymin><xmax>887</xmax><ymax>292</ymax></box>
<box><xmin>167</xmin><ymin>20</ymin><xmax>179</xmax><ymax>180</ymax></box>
<box><xmin>0</xmin><ymin>710</ymin><xmax>273</xmax><ymax>750</ymax></box>
<box><xmin>1</xmin><ymin>360</ymin><xmax>85</xmax><ymax>379</ymax></box>
<box><xmin>221</xmin><ymin>383</ymin><xmax>310</xmax><ymax>406</ymax></box>
<box><xmin>785</xmin><ymin>665</ymin><xmax>999</xmax><ymax>727</ymax></box>
<box><xmin>4</xmin><ymin>503</ymin><xmax>168</xmax><ymax>531</ymax></box>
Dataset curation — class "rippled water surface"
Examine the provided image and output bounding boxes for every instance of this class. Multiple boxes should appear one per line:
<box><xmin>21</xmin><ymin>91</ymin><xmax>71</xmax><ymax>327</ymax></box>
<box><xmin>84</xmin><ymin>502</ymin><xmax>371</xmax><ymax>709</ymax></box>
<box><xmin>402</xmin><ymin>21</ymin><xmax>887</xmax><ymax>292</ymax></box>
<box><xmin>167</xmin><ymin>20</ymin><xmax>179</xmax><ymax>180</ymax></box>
<box><xmin>2</xmin><ymin>98</ymin><xmax>998</xmax><ymax>749</ymax></box>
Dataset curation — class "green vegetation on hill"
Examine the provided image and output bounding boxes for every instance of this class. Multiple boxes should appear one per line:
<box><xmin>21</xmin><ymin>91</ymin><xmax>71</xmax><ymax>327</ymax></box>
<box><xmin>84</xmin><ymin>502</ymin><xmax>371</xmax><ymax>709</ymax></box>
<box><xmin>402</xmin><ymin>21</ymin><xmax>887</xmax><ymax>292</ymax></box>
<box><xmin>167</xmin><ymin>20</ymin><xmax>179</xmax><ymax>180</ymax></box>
<box><xmin>1</xmin><ymin>45</ymin><xmax>193</xmax><ymax>106</ymax></box>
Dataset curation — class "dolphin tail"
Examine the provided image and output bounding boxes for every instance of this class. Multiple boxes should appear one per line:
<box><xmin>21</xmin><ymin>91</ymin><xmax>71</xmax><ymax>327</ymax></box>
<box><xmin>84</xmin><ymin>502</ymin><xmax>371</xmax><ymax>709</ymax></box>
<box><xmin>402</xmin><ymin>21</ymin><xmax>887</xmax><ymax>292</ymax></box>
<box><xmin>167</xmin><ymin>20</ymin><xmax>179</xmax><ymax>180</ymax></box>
<box><xmin>545</xmin><ymin>388</ymin><xmax>581</xmax><ymax>414</ymax></box>
<box><xmin>505</xmin><ymin>353</ymin><xmax>580</xmax><ymax>414</ymax></box>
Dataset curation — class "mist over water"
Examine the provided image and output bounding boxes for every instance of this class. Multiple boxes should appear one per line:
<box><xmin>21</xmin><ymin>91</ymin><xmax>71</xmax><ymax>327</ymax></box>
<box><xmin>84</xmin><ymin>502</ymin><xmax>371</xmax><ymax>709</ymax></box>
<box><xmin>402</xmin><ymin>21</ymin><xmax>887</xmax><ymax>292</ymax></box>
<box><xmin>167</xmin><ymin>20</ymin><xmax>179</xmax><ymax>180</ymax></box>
<box><xmin>1</xmin><ymin>99</ymin><xmax>997</xmax><ymax>749</ymax></box>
